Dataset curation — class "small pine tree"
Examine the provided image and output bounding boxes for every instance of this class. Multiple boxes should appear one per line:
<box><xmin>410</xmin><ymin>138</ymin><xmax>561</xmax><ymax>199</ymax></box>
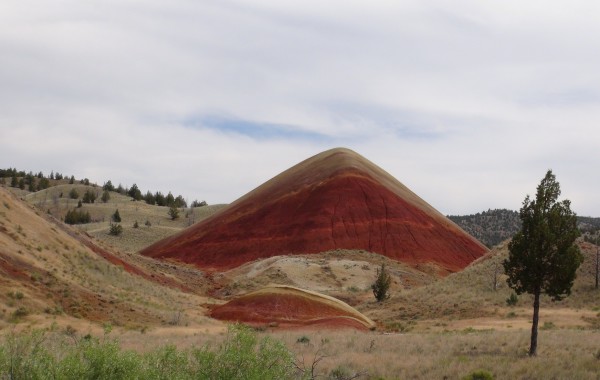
<box><xmin>82</xmin><ymin>190</ymin><xmax>96</xmax><ymax>204</ymax></box>
<box><xmin>133</xmin><ymin>220</ymin><xmax>139</xmax><ymax>228</ymax></box>
<box><xmin>103</xmin><ymin>180</ymin><xmax>115</xmax><ymax>191</ymax></box>
<box><xmin>69</xmin><ymin>188</ymin><xmax>79</xmax><ymax>199</ymax></box>
<box><xmin>109</xmin><ymin>223</ymin><xmax>123</xmax><ymax>236</ymax></box>
<box><xmin>371</xmin><ymin>263</ymin><xmax>392</xmax><ymax>302</ymax></box>
<box><xmin>10</xmin><ymin>175</ymin><xmax>18</xmax><ymax>188</ymax></box>
<box><xmin>69</xmin><ymin>175</ymin><xmax>75</xmax><ymax>184</ymax></box>
<box><xmin>101</xmin><ymin>190</ymin><xmax>110</xmax><ymax>203</ymax></box>
<box><xmin>144</xmin><ymin>220</ymin><xmax>152</xmax><ymax>227</ymax></box>
<box><xmin>112</xmin><ymin>209</ymin><xmax>121</xmax><ymax>223</ymax></box>
<box><xmin>168</xmin><ymin>206</ymin><xmax>179</xmax><ymax>220</ymax></box>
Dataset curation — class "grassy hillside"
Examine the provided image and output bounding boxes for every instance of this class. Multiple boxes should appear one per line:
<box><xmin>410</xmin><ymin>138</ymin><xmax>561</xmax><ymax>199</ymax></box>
<box><xmin>363</xmin><ymin>239</ymin><xmax>600</xmax><ymax>332</ymax></box>
<box><xmin>0</xmin><ymin>187</ymin><xmax>217</xmax><ymax>331</ymax></box>
<box><xmin>21</xmin><ymin>184</ymin><xmax>225</xmax><ymax>254</ymax></box>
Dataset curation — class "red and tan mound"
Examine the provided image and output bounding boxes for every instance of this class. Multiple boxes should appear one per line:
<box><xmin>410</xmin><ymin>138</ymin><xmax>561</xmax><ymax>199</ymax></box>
<box><xmin>141</xmin><ymin>148</ymin><xmax>487</xmax><ymax>272</ymax></box>
<box><xmin>210</xmin><ymin>285</ymin><xmax>375</xmax><ymax>330</ymax></box>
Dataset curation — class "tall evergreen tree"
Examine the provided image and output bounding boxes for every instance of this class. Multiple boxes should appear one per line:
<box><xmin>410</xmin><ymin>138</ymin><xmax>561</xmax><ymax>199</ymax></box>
<box><xmin>154</xmin><ymin>191</ymin><xmax>166</xmax><ymax>206</ymax></box>
<box><xmin>165</xmin><ymin>192</ymin><xmax>175</xmax><ymax>207</ymax></box>
<box><xmin>503</xmin><ymin>170</ymin><xmax>582</xmax><ymax>356</ymax></box>
<box><xmin>128</xmin><ymin>183</ymin><xmax>142</xmax><ymax>200</ymax></box>
<box><xmin>144</xmin><ymin>191</ymin><xmax>155</xmax><ymax>205</ymax></box>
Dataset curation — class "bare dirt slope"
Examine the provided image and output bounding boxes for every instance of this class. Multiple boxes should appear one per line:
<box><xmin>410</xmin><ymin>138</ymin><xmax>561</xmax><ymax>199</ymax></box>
<box><xmin>142</xmin><ymin>148</ymin><xmax>487</xmax><ymax>272</ymax></box>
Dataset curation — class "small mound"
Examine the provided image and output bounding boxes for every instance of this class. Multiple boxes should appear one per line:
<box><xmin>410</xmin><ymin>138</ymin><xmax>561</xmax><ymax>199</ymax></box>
<box><xmin>210</xmin><ymin>285</ymin><xmax>375</xmax><ymax>330</ymax></box>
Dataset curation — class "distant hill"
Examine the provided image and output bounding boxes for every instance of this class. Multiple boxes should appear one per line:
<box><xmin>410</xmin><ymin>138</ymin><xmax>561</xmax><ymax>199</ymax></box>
<box><xmin>448</xmin><ymin>209</ymin><xmax>521</xmax><ymax>248</ymax></box>
<box><xmin>449</xmin><ymin>209</ymin><xmax>600</xmax><ymax>248</ymax></box>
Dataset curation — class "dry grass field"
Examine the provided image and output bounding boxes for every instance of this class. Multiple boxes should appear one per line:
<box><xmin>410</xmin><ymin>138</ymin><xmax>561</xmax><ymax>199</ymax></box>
<box><xmin>3</xmin><ymin>183</ymin><xmax>600</xmax><ymax>379</ymax></box>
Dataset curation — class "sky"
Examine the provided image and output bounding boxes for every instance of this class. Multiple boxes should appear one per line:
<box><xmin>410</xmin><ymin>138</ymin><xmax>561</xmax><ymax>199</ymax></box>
<box><xmin>1</xmin><ymin>0</ymin><xmax>599</xmax><ymax>216</ymax></box>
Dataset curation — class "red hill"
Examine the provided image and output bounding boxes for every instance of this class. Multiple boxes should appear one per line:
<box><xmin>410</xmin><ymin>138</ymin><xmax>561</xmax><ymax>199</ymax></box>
<box><xmin>210</xmin><ymin>285</ymin><xmax>376</xmax><ymax>330</ymax></box>
<box><xmin>141</xmin><ymin>148</ymin><xmax>487</xmax><ymax>272</ymax></box>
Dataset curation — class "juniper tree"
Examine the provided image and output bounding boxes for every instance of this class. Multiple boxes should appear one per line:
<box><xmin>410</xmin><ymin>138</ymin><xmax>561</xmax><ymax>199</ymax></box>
<box><xmin>503</xmin><ymin>170</ymin><xmax>582</xmax><ymax>356</ymax></box>
<box><xmin>112</xmin><ymin>209</ymin><xmax>121</xmax><ymax>223</ymax></box>
<box><xmin>168</xmin><ymin>205</ymin><xmax>179</xmax><ymax>220</ymax></box>
<box><xmin>371</xmin><ymin>263</ymin><xmax>391</xmax><ymax>302</ymax></box>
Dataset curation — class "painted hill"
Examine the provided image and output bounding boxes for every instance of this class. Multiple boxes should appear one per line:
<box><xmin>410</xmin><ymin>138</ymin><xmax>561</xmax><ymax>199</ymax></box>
<box><xmin>210</xmin><ymin>285</ymin><xmax>376</xmax><ymax>330</ymax></box>
<box><xmin>141</xmin><ymin>148</ymin><xmax>487</xmax><ymax>272</ymax></box>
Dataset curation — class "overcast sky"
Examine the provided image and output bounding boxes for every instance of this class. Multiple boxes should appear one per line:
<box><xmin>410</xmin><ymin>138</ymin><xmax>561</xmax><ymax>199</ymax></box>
<box><xmin>1</xmin><ymin>1</ymin><xmax>599</xmax><ymax>216</ymax></box>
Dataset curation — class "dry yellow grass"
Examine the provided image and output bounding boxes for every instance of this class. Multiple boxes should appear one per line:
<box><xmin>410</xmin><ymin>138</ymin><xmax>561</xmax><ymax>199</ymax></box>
<box><xmin>4</xmin><ymin>183</ymin><xmax>600</xmax><ymax>379</ymax></box>
<box><xmin>23</xmin><ymin>184</ymin><xmax>226</xmax><ymax>253</ymax></box>
<box><xmin>0</xmin><ymin>186</ymin><xmax>216</xmax><ymax>331</ymax></box>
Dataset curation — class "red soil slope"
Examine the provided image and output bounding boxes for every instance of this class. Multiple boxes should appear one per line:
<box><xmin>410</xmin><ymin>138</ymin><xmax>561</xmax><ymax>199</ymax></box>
<box><xmin>210</xmin><ymin>286</ymin><xmax>375</xmax><ymax>330</ymax></box>
<box><xmin>141</xmin><ymin>148</ymin><xmax>487</xmax><ymax>272</ymax></box>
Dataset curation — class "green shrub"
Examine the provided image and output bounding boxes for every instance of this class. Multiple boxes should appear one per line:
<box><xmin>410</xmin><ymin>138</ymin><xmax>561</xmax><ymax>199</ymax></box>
<box><xmin>0</xmin><ymin>324</ymin><xmax>296</xmax><ymax>380</ymax></box>
<box><xmin>64</xmin><ymin>209</ymin><xmax>91</xmax><ymax>225</ymax></box>
<box><xmin>463</xmin><ymin>369</ymin><xmax>495</xmax><ymax>380</ymax></box>
<box><xmin>109</xmin><ymin>223</ymin><xmax>123</xmax><ymax>236</ymax></box>
<box><xmin>192</xmin><ymin>324</ymin><xmax>295</xmax><ymax>380</ymax></box>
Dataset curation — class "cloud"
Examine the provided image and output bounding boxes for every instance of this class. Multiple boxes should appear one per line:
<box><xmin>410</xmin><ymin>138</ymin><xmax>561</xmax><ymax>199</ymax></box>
<box><xmin>1</xmin><ymin>0</ymin><xmax>599</xmax><ymax>215</ymax></box>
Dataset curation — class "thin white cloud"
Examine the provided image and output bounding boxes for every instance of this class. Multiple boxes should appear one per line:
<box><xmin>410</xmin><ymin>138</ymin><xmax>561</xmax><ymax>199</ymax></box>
<box><xmin>1</xmin><ymin>0</ymin><xmax>599</xmax><ymax>215</ymax></box>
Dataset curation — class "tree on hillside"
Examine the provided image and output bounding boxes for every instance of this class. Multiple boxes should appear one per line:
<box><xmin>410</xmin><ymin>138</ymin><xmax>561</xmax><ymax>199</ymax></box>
<box><xmin>101</xmin><ymin>190</ymin><xmax>110</xmax><ymax>203</ymax></box>
<box><xmin>144</xmin><ymin>191</ymin><xmax>155</xmax><ymax>205</ymax></box>
<box><xmin>112</xmin><ymin>209</ymin><xmax>122</xmax><ymax>223</ymax></box>
<box><xmin>371</xmin><ymin>263</ymin><xmax>392</xmax><ymax>302</ymax></box>
<box><xmin>503</xmin><ymin>170</ymin><xmax>582</xmax><ymax>356</ymax></box>
<box><xmin>168</xmin><ymin>205</ymin><xmax>179</xmax><ymax>220</ymax></box>
<box><xmin>154</xmin><ymin>191</ymin><xmax>166</xmax><ymax>206</ymax></box>
<box><xmin>191</xmin><ymin>200</ymin><xmax>208</xmax><ymax>207</ymax></box>
<box><xmin>36</xmin><ymin>177</ymin><xmax>50</xmax><ymax>191</ymax></box>
<box><xmin>128</xmin><ymin>183</ymin><xmax>142</xmax><ymax>201</ymax></box>
<box><xmin>82</xmin><ymin>189</ymin><xmax>96</xmax><ymax>203</ymax></box>
<box><xmin>103</xmin><ymin>180</ymin><xmax>115</xmax><ymax>191</ymax></box>
<box><xmin>69</xmin><ymin>175</ymin><xmax>75</xmax><ymax>184</ymax></box>
<box><xmin>10</xmin><ymin>175</ymin><xmax>18</xmax><ymax>188</ymax></box>
<box><xmin>69</xmin><ymin>188</ymin><xmax>79</xmax><ymax>199</ymax></box>
<box><xmin>165</xmin><ymin>192</ymin><xmax>175</xmax><ymax>207</ymax></box>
